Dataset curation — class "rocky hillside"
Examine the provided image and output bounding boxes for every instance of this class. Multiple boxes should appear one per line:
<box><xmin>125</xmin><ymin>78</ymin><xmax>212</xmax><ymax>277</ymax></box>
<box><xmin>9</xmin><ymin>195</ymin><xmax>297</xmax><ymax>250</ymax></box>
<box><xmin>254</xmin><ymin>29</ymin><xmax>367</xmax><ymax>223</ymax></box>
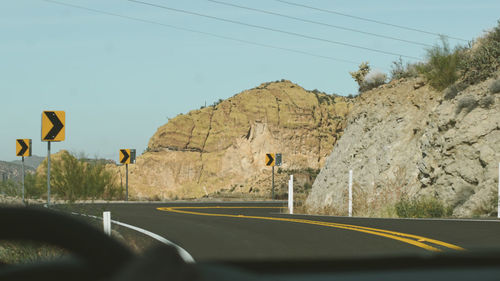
<box><xmin>306</xmin><ymin>75</ymin><xmax>500</xmax><ymax>217</ymax></box>
<box><xmin>120</xmin><ymin>80</ymin><xmax>352</xmax><ymax>199</ymax></box>
<box><xmin>0</xmin><ymin>161</ymin><xmax>35</xmax><ymax>183</ymax></box>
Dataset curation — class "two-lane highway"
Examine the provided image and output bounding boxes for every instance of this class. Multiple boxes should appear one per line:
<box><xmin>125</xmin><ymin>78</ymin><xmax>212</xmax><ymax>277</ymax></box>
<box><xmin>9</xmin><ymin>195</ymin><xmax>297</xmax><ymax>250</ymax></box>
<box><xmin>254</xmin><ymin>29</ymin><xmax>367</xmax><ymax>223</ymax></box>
<box><xmin>69</xmin><ymin>202</ymin><xmax>500</xmax><ymax>262</ymax></box>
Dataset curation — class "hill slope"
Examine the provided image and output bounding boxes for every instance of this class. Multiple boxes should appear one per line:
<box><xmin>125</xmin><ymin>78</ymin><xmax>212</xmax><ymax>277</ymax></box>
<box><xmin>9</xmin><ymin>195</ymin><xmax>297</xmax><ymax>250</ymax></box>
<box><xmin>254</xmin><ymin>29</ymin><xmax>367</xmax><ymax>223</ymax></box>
<box><xmin>120</xmin><ymin>80</ymin><xmax>353</xmax><ymax>199</ymax></box>
<box><xmin>306</xmin><ymin>76</ymin><xmax>500</xmax><ymax>217</ymax></box>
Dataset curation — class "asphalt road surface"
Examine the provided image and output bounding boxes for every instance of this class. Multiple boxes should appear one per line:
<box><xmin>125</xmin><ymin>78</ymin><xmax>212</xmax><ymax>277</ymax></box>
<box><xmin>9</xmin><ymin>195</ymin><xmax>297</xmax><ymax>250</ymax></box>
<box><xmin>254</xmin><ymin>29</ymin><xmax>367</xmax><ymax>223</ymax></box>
<box><xmin>64</xmin><ymin>202</ymin><xmax>500</xmax><ymax>262</ymax></box>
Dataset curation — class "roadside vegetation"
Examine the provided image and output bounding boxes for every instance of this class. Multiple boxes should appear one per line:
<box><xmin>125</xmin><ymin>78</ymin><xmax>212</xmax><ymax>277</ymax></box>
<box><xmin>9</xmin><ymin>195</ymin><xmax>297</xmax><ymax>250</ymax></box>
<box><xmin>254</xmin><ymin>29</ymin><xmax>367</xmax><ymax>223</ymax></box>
<box><xmin>0</xmin><ymin>151</ymin><xmax>122</xmax><ymax>203</ymax></box>
<box><xmin>395</xmin><ymin>196</ymin><xmax>452</xmax><ymax>218</ymax></box>
<box><xmin>350</xmin><ymin>20</ymin><xmax>500</xmax><ymax>94</ymax></box>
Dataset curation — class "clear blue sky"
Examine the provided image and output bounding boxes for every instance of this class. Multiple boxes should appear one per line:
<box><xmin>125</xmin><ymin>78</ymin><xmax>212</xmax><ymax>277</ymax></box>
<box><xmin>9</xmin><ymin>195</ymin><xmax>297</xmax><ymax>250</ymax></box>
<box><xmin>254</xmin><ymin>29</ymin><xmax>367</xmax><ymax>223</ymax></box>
<box><xmin>1</xmin><ymin>0</ymin><xmax>499</xmax><ymax>162</ymax></box>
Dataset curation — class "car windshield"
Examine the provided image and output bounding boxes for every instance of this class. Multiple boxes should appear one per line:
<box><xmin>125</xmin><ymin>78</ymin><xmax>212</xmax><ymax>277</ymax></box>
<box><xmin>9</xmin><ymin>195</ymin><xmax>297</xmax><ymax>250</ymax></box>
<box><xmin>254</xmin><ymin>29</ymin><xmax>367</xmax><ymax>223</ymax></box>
<box><xmin>1</xmin><ymin>0</ymin><xmax>500</xmax><ymax>265</ymax></box>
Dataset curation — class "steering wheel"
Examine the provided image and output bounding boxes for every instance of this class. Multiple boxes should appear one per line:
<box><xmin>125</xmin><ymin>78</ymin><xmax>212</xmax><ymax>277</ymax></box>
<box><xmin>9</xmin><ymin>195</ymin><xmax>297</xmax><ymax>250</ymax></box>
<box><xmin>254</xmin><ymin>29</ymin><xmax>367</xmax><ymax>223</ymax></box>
<box><xmin>0</xmin><ymin>206</ymin><xmax>134</xmax><ymax>281</ymax></box>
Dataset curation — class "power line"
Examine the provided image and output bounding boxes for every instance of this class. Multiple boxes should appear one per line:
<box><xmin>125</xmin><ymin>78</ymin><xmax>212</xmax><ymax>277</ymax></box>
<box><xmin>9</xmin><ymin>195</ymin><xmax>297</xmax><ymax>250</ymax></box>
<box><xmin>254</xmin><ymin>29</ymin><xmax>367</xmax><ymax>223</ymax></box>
<box><xmin>40</xmin><ymin>0</ymin><xmax>361</xmax><ymax>65</ymax></box>
<box><xmin>126</xmin><ymin>0</ymin><xmax>422</xmax><ymax>60</ymax></box>
<box><xmin>276</xmin><ymin>0</ymin><xmax>468</xmax><ymax>42</ymax></box>
<box><xmin>207</xmin><ymin>0</ymin><xmax>432</xmax><ymax>48</ymax></box>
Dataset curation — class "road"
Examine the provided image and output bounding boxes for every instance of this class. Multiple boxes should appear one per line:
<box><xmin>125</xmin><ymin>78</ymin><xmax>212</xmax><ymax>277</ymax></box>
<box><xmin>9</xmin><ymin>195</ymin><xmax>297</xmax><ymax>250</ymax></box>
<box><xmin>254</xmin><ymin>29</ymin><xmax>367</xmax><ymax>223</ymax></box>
<box><xmin>67</xmin><ymin>202</ymin><xmax>500</xmax><ymax>262</ymax></box>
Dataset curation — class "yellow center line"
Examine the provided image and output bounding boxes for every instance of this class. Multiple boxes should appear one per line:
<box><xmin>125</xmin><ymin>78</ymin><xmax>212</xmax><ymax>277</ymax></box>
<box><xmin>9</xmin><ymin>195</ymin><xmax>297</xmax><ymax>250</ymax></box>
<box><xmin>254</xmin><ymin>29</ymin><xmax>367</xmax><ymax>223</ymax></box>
<box><xmin>157</xmin><ymin>206</ymin><xmax>465</xmax><ymax>252</ymax></box>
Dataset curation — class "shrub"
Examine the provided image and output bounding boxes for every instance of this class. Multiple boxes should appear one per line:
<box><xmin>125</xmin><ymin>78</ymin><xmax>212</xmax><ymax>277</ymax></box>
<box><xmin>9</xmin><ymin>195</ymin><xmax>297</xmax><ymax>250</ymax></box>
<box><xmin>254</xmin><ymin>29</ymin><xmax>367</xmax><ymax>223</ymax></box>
<box><xmin>459</xmin><ymin>21</ymin><xmax>500</xmax><ymax>85</ymax></box>
<box><xmin>455</xmin><ymin>96</ymin><xmax>479</xmax><ymax>114</ymax></box>
<box><xmin>479</xmin><ymin>95</ymin><xmax>495</xmax><ymax>109</ymax></box>
<box><xmin>395</xmin><ymin>196</ymin><xmax>451</xmax><ymax>218</ymax></box>
<box><xmin>37</xmin><ymin>152</ymin><xmax>120</xmax><ymax>202</ymax></box>
<box><xmin>417</xmin><ymin>37</ymin><xmax>460</xmax><ymax>91</ymax></box>
<box><xmin>443</xmin><ymin>84</ymin><xmax>460</xmax><ymax>100</ymax></box>
<box><xmin>360</xmin><ymin>70</ymin><xmax>387</xmax><ymax>92</ymax></box>
<box><xmin>490</xmin><ymin>79</ymin><xmax>500</xmax><ymax>94</ymax></box>
<box><xmin>349</xmin><ymin>62</ymin><xmax>371</xmax><ymax>91</ymax></box>
<box><xmin>390</xmin><ymin>57</ymin><xmax>419</xmax><ymax>80</ymax></box>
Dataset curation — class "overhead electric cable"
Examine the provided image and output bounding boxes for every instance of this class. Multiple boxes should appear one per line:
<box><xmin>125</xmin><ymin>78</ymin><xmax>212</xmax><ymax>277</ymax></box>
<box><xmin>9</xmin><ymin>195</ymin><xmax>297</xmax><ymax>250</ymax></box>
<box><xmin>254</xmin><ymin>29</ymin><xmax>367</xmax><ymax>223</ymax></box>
<box><xmin>207</xmin><ymin>0</ymin><xmax>432</xmax><ymax>48</ymax></box>
<box><xmin>275</xmin><ymin>0</ymin><xmax>468</xmax><ymax>42</ymax></box>
<box><xmin>40</xmin><ymin>0</ymin><xmax>361</xmax><ymax>65</ymax></box>
<box><xmin>125</xmin><ymin>0</ymin><xmax>422</xmax><ymax>60</ymax></box>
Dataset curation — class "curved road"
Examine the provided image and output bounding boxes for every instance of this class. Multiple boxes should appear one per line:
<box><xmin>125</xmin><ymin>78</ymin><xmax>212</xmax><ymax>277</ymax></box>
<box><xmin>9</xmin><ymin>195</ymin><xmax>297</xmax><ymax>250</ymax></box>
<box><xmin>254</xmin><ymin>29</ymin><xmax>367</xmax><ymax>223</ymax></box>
<box><xmin>69</xmin><ymin>202</ymin><xmax>500</xmax><ymax>262</ymax></box>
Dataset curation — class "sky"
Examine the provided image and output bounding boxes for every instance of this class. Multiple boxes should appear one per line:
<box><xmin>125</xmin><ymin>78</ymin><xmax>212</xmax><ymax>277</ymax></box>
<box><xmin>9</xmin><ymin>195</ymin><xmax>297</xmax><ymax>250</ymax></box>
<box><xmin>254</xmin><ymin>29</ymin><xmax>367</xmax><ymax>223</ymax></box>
<box><xmin>1</xmin><ymin>0</ymin><xmax>499</xmax><ymax>162</ymax></box>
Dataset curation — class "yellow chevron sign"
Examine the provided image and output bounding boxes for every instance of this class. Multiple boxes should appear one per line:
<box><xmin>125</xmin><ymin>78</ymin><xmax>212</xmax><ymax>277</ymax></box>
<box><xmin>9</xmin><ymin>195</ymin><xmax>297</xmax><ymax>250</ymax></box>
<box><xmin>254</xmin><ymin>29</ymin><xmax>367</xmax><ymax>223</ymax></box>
<box><xmin>42</xmin><ymin>111</ymin><xmax>65</xmax><ymax>142</ymax></box>
<box><xmin>265</xmin><ymin>153</ymin><xmax>275</xmax><ymax>166</ymax></box>
<box><xmin>120</xmin><ymin>149</ymin><xmax>131</xmax><ymax>164</ymax></box>
<box><xmin>16</xmin><ymin>139</ymin><xmax>32</xmax><ymax>157</ymax></box>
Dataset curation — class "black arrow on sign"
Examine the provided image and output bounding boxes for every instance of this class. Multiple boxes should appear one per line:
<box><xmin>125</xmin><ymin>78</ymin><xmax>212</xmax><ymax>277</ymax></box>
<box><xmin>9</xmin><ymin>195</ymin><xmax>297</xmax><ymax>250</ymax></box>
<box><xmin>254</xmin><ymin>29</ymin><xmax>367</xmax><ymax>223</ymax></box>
<box><xmin>120</xmin><ymin>149</ymin><xmax>130</xmax><ymax>164</ymax></box>
<box><xmin>266</xmin><ymin>154</ymin><xmax>274</xmax><ymax>166</ymax></box>
<box><xmin>44</xmin><ymin>111</ymin><xmax>64</xmax><ymax>140</ymax></box>
<box><xmin>17</xmin><ymin>140</ymin><xmax>28</xmax><ymax>156</ymax></box>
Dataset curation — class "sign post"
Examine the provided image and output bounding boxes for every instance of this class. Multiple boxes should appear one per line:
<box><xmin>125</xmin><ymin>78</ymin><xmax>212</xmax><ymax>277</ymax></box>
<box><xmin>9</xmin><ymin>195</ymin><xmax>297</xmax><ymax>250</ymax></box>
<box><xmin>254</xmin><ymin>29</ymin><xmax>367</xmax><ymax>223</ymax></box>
<box><xmin>16</xmin><ymin>139</ymin><xmax>32</xmax><ymax>204</ymax></box>
<box><xmin>119</xmin><ymin>149</ymin><xmax>136</xmax><ymax>201</ymax></box>
<box><xmin>266</xmin><ymin>153</ymin><xmax>282</xmax><ymax>200</ymax></box>
<box><xmin>266</xmin><ymin>153</ymin><xmax>275</xmax><ymax>199</ymax></box>
<box><xmin>41</xmin><ymin>111</ymin><xmax>65</xmax><ymax>206</ymax></box>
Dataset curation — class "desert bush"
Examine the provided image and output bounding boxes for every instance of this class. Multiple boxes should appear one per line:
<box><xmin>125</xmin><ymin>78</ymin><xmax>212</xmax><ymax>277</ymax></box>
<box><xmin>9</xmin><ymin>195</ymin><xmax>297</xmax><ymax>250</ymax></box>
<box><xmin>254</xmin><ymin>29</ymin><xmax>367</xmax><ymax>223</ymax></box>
<box><xmin>349</xmin><ymin>62</ymin><xmax>371</xmax><ymax>91</ymax></box>
<box><xmin>443</xmin><ymin>83</ymin><xmax>466</xmax><ymax>100</ymax></box>
<box><xmin>490</xmin><ymin>79</ymin><xmax>500</xmax><ymax>94</ymax></box>
<box><xmin>455</xmin><ymin>96</ymin><xmax>479</xmax><ymax>114</ymax></box>
<box><xmin>360</xmin><ymin>70</ymin><xmax>387</xmax><ymax>92</ymax></box>
<box><xmin>37</xmin><ymin>152</ymin><xmax>120</xmax><ymax>202</ymax></box>
<box><xmin>479</xmin><ymin>95</ymin><xmax>495</xmax><ymax>109</ymax></box>
<box><xmin>0</xmin><ymin>180</ymin><xmax>20</xmax><ymax>197</ymax></box>
<box><xmin>459</xmin><ymin>21</ymin><xmax>500</xmax><ymax>85</ymax></box>
<box><xmin>395</xmin><ymin>196</ymin><xmax>451</xmax><ymax>218</ymax></box>
<box><xmin>417</xmin><ymin>37</ymin><xmax>460</xmax><ymax>91</ymax></box>
<box><xmin>390</xmin><ymin>57</ymin><xmax>419</xmax><ymax>80</ymax></box>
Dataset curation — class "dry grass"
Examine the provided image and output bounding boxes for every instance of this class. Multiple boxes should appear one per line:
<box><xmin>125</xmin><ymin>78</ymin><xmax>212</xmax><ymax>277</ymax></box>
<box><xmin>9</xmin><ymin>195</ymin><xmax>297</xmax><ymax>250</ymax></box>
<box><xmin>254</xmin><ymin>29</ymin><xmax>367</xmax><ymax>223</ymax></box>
<box><xmin>305</xmin><ymin>166</ymin><xmax>408</xmax><ymax>217</ymax></box>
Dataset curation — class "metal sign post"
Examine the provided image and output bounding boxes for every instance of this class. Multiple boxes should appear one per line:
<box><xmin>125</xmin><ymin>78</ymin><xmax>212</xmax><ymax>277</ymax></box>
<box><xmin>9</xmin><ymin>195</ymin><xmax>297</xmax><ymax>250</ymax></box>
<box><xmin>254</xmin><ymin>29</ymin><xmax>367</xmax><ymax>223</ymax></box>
<box><xmin>126</xmin><ymin>164</ymin><xmax>129</xmax><ymax>202</ymax></box>
<box><xmin>41</xmin><ymin>111</ymin><xmax>65</xmax><ymax>207</ymax></box>
<box><xmin>21</xmin><ymin>156</ymin><xmax>25</xmax><ymax>204</ymax></box>
<box><xmin>16</xmin><ymin>139</ymin><xmax>32</xmax><ymax>204</ymax></box>
<box><xmin>272</xmin><ymin>166</ymin><xmax>275</xmax><ymax>200</ymax></box>
<box><xmin>47</xmin><ymin>141</ymin><xmax>51</xmax><ymax>205</ymax></box>
<box><xmin>265</xmin><ymin>153</ymin><xmax>276</xmax><ymax>199</ymax></box>
<box><xmin>119</xmin><ymin>149</ymin><xmax>135</xmax><ymax>202</ymax></box>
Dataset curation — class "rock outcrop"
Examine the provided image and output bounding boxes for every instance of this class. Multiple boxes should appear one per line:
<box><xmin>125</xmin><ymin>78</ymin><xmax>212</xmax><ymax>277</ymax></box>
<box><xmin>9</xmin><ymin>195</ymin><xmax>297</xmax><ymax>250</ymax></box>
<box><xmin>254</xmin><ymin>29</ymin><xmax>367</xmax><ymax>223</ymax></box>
<box><xmin>306</xmin><ymin>76</ymin><xmax>500</xmax><ymax>217</ymax></box>
<box><xmin>122</xmin><ymin>80</ymin><xmax>353</xmax><ymax>199</ymax></box>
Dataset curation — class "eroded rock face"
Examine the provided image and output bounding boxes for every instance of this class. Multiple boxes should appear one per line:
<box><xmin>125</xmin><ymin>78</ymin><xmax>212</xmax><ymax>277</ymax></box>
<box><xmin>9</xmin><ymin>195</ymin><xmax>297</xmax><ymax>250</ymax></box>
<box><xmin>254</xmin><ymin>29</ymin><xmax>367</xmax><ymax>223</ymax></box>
<box><xmin>122</xmin><ymin>81</ymin><xmax>353</xmax><ymax>199</ymax></box>
<box><xmin>306</xmin><ymin>77</ymin><xmax>500</xmax><ymax>217</ymax></box>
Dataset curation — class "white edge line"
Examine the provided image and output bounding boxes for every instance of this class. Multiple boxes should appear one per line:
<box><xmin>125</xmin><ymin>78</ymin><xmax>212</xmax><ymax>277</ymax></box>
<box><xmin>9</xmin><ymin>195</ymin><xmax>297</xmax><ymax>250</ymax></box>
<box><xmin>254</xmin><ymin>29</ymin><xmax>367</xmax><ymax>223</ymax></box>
<box><xmin>71</xmin><ymin>212</ymin><xmax>195</xmax><ymax>263</ymax></box>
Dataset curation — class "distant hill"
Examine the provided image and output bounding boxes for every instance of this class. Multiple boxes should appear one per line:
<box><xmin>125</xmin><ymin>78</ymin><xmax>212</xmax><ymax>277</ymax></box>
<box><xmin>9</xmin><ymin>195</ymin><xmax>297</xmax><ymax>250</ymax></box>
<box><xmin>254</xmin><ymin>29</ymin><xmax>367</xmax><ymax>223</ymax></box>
<box><xmin>11</xmin><ymin>155</ymin><xmax>45</xmax><ymax>170</ymax></box>
<box><xmin>0</xmin><ymin>161</ymin><xmax>35</xmax><ymax>183</ymax></box>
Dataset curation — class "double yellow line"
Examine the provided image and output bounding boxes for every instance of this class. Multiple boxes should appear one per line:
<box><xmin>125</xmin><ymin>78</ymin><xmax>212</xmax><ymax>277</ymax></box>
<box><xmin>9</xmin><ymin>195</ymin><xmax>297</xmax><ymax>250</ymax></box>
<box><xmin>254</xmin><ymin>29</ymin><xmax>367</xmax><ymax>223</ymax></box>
<box><xmin>157</xmin><ymin>206</ymin><xmax>464</xmax><ymax>252</ymax></box>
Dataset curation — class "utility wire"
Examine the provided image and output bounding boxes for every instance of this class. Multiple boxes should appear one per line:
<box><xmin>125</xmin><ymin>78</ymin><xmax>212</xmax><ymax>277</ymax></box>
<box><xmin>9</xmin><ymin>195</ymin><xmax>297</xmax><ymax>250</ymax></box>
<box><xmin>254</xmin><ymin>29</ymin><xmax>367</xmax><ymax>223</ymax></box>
<box><xmin>276</xmin><ymin>0</ymin><xmax>468</xmax><ymax>42</ymax></box>
<box><xmin>207</xmin><ymin>0</ymin><xmax>432</xmax><ymax>48</ymax></box>
<box><xmin>126</xmin><ymin>0</ymin><xmax>422</xmax><ymax>60</ymax></box>
<box><xmin>40</xmin><ymin>0</ymin><xmax>361</xmax><ymax>65</ymax></box>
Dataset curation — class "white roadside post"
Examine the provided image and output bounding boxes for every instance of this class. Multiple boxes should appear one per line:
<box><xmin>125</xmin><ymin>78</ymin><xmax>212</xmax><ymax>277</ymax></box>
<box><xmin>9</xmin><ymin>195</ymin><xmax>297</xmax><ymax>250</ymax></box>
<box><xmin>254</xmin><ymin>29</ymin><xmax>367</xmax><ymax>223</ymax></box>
<box><xmin>288</xmin><ymin>175</ymin><xmax>294</xmax><ymax>214</ymax></box>
<box><xmin>497</xmin><ymin>163</ymin><xmax>500</xmax><ymax>219</ymax></box>
<box><xmin>103</xmin><ymin>211</ymin><xmax>111</xmax><ymax>236</ymax></box>
<box><xmin>348</xmin><ymin>170</ymin><xmax>353</xmax><ymax>217</ymax></box>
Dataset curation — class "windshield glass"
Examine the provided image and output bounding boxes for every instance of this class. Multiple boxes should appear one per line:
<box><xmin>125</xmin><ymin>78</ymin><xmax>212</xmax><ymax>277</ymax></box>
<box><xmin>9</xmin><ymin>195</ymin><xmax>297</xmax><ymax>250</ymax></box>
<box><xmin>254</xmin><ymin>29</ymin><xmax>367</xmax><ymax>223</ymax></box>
<box><xmin>1</xmin><ymin>0</ymin><xmax>500</xmax><ymax>264</ymax></box>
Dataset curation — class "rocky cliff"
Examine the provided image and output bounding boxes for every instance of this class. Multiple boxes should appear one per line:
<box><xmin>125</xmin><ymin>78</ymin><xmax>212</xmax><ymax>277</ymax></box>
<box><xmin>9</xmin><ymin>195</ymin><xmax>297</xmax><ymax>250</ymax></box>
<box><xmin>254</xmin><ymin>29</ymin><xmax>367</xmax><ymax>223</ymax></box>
<box><xmin>121</xmin><ymin>80</ymin><xmax>352</xmax><ymax>199</ymax></box>
<box><xmin>306</xmin><ymin>75</ymin><xmax>500</xmax><ymax>217</ymax></box>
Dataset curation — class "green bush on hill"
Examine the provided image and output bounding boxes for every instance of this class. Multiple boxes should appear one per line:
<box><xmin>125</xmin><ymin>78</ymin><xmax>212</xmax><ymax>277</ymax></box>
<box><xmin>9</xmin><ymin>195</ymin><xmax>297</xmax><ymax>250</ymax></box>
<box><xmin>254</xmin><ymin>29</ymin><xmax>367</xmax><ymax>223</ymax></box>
<box><xmin>417</xmin><ymin>37</ymin><xmax>460</xmax><ymax>91</ymax></box>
